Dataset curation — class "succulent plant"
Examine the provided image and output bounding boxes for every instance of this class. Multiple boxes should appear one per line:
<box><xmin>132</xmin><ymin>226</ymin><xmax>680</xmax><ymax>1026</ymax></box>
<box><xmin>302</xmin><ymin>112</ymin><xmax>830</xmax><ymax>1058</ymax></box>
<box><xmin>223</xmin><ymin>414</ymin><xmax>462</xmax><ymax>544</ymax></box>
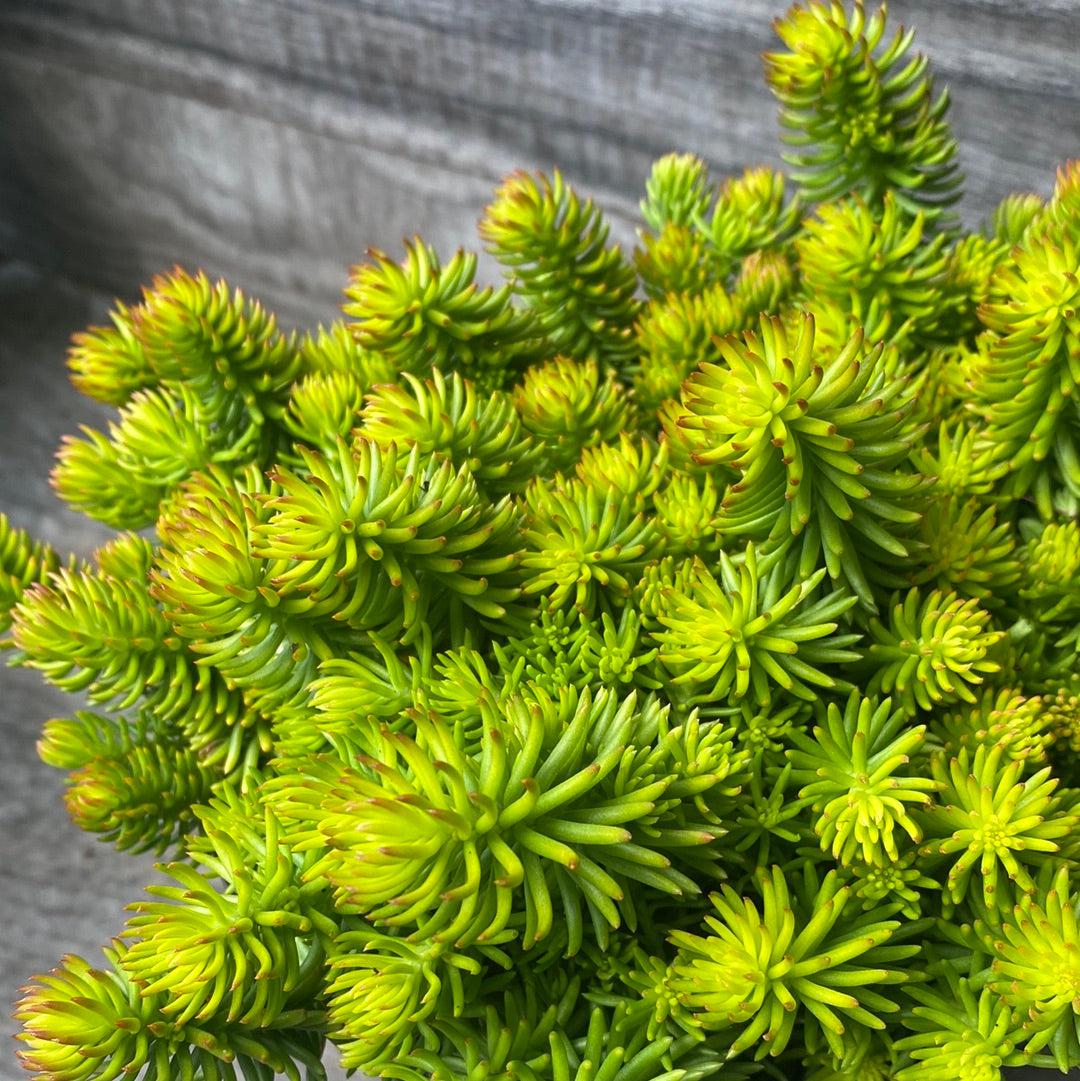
<box><xmin>8</xmin><ymin>4</ymin><xmax>1080</xmax><ymax>1081</ymax></box>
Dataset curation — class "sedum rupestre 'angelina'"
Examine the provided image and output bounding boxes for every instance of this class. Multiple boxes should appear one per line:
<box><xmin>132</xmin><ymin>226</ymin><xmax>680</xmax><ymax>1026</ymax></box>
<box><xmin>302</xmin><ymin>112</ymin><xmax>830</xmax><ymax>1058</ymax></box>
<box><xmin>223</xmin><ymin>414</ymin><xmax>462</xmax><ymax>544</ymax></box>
<box><xmin>9</xmin><ymin>3</ymin><xmax>1080</xmax><ymax>1081</ymax></box>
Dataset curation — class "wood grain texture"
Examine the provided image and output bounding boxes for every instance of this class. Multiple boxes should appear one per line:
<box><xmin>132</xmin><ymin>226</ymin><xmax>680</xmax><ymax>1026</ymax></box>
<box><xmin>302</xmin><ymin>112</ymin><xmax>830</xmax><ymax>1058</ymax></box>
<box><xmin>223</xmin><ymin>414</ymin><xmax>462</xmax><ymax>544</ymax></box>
<box><xmin>0</xmin><ymin>0</ymin><xmax>1078</xmax><ymax>324</ymax></box>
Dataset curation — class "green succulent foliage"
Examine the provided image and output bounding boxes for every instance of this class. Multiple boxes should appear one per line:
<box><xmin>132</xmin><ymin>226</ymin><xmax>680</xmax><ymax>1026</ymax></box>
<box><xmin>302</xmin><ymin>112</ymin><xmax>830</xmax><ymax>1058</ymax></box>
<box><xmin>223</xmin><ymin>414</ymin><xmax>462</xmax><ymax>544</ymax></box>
<box><xmin>151</xmin><ymin>464</ymin><xmax>342</xmax><ymax>714</ymax></box>
<box><xmin>795</xmin><ymin>193</ymin><xmax>949</xmax><ymax>345</ymax></box>
<box><xmin>1018</xmin><ymin>520</ymin><xmax>1080</xmax><ymax>648</ymax></box>
<box><xmin>513</xmin><ymin>355</ymin><xmax>633</xmax><ymax>473</ymax></box>
<box><xmin>1045</xmin><ymin>160</ymin><xmax>1080</xmax><ymax>246</ymax></box>
<box><xmin>344</xmin><ymin>240</ymin><xmax>546</xmax><ymax>386</ymax></box>
<box><xmin>909</xmin><ymin>494</ymin><xmax>1019</xmax><ymax>606</ymax></box>
<box><xmin>635</xmin><ymin>222</ymin><xmax>723</xmax><ymax>300</ymax></box>
<box><xmin>893</xmin><ymin>971</ymin><xmax>1028</xmax><ymax>1081</ymax></box>
<box><xmin>297</xmin><ymin>320</ymin><xmax>398</xmax><ymax>381</ymax></box>
<box><xmin>0</xmin><ymin>512</ymin><xmax>61</xmax><ymax>639</ymax></box>
<box><xmin>667</xmin><ymin>313</ymin><xmax>927</xmax><ymax>603</ymax></box>
<box><xmin>640</xmin><ymin>153</ymin><xmax>715</xmax><ymax>235</ymax></box>
<box><xmin>652</xmin><ymin>472</ymin><xmax>724</xmax><ymax>559</ymax></box>
<box><xmin>765</xmin><ymin>0</ymin><xmax>961</xmax><ymax>216</ymax></box>
<box><xmin>932</xmin><ymin>687</ymin><xmax>1052</xmax><ymax>765</ymax></box>
<box><xmin>282</xmin><ymin>370</ymin><xmax>366</xmax><ymax>458</ymax></box>
<box><xmin>794</xmin><ymin>290</ymin><xmax>903</xmax><ymax>369</ymax></box>
<box><xmin>787</xmin><ymin>692</ymin><xmax>936</xmax><ymax>867</ymax></box>
<box><xmin>920</xmin><ymin>744</ymin><xmax>1076</xmax><ymax>914</ymax></box>
<box><xmin>847</xmin><ymin>852</ymin><xmax>937</xmax><ymax>923</ymax></box>
<box><xmin>699</xmin><ymin>166</ymin><xmax>802</xmax><ymax>275</ymax></box>
<box><xmin>908</xmin><ymin>422</ymin><xmax>1004</xmax><ymax>499</ymax></box>
<box><xmin>66</xmin><ymin>299</ymin><xmax>154</xmax><ymax>405</ymax></box>
<box><xmin>481</xmin><ymin>170</ymin><xmax>640</xmax><ymax>368</ymax></box>
<box><xmin>54</xmin><ymin>385</ymin><xmax>260</xmax><ymax>529</ymax></box>
<box><xmin>574</xmin><ymin>434</ymin><xmax>669</xmax><ymax>510</ymax></box>
<box><xmin>669</xmin><ymin>864</ymin><xmax>916</xmax><ymax>1061</ymax></box>
<box><xmin>939</xmin><ymin>232</ymin><xmax>1012</xmax><ymax>342</ymax></box>
<box><xmin>991</xmin><ymin>192</ymin><xmax>1046</xmax><ymax>246</ymax></box>
<box><xmin>137</xmin><ymin>267</ymin><xmax>302</xmax><ymax>421</ymax></box>
<box><xmin>986</xmin><ymin>865</ymin><xmax>1080</xmax><ymax>1066</ymax></box>
<box><xmin>634</xmin><ymin>284</ymin><xmax>745</xmax><ymax>412</ymax></box>
<box><xmin>15</xmin><ymin>946</ymin><xmax>326</xmax><ymax>1081</ymax></box>
<box><xmin>494</xmin><ymin>608</ymin><xmax>661</xmax><ymax>699</ymax></box>
<box><xmin>17</xmin><ymin>5</ymin><xmax>1080</xmax><ymax>1080</ymax></box>
<box><xmin>391</xmin><ymin>979</ymin><xmax>730</xmax><ymax>1081</ymax></box>
<box><xmin>15</xmin><ymin>784</ymin><xmax>334</xmax><ymax>1081</ymax></box>
<box><xmin>37</xmin><ymin>709</ymin><xmax>217</xmax><ymax>853</ymax></box>
<box><xmin>723</xmin><ymin>758</ymin><xmax>807</xmax><ymax>869</ymax></box>
<box><xmin>52</xmin><ymin>268</ymin><xmax>300</xmax><ymax>529</ymax></box>
<box><xmin>262</xmin><ymin>436</ymin><xmax>523</xmax><ymax>636</ymax></box>
<box><xmin>119</xmin><ymin>803</ymin><xmax>332</xmax><ymax>1030</ymax></box>
<box><xmin>655</xmin><ymin>544</ymin><xmax>860</xmax><ymax>706</ymax></box>
<box><xmin>359</xmin><ymin>368</ymin><xmax>543</xmax><ymax>496</ymax></box>
<box><xmin>732</xmin><ymin>248</ymin><xmax>797</xmax><ymax>315</ymax></box>
<box><xmin>865</xmin><ymin>589</ymin><xmax>1002</xmax><ymax>713</ymax></box>
<box><xmin>13</xmin><ymin>533</ymin><xmax>240</xmax><ymax>729</ymax></box>
<box><xmin>282</xmin><ymin>329</ymin><xmax>397</xmax><ymax>455</ymax></box>
<box><xmin>976</xmin><ymin>233</ymin><xmax>1080</xmax><ymax>512</ymax></box>
<box><xmin>1044</xmin><ymin>682</ymin><xmax>1080</xmax><ymax>788</ymax></box>
<box><xmin>323</xmin><ymin>928</ymin><xmax>481</xmax><ymax>1073</ymax></box>
<box><xmin>269</xmin><ymin>686</ymin><xmax>731</xmax><ymax>952</ymax></box>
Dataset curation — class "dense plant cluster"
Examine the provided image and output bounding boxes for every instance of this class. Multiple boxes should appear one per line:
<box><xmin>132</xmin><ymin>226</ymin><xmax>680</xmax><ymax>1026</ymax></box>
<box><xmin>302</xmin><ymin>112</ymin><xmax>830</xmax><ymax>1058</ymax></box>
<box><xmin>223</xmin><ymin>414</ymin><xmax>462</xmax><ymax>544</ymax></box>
<box><xmin>7</xmin><ymin>3</ymin><xmax>1080</xmax><ymax>1080</ymax></box>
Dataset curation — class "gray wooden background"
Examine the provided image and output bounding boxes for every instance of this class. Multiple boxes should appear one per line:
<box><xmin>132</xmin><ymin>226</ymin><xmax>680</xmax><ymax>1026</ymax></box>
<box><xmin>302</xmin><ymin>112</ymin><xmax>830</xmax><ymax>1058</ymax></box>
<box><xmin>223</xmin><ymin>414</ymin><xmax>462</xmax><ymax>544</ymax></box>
<box><xmin>1</xmin><ymin>1</ymin><xmax>1078</xmax><ymax>1077</ymax></box>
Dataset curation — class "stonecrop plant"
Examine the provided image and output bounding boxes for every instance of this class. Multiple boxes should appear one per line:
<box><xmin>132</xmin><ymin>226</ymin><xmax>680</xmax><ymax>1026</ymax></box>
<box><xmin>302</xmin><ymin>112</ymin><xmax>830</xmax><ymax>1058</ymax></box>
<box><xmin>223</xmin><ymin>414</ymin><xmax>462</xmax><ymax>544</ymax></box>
<box><xmin>8</xmin><ymin>3</ymin><xmax>1080</xmax><ymax>1080</ymax></box>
